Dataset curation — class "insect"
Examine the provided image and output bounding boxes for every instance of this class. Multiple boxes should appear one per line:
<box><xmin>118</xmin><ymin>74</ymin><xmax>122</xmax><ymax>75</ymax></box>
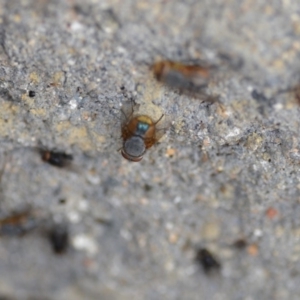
<box><xmin>28</xmin><ymin>90</ymin><xmax>36</xmax><ymax>97</ymax></box>
<box><xmin>41</xmin><ymin>150</ymin><xmax>73</xmax><ymax>168</ymax></box>
<box><xmin>0</xmin><ymin>209</ymin><xmax>39</xmax><ymax>236</ymax></box>
<box><xmin>288</xmin><ymin>84</ymin><xmax>300</xmax><ymax>105</ymax></box>
<box><xmin>232</xmin><ymin>238</ymin><xmax>248</xmax><ymax>250</ymax></box>
<box><xmin>152</xmin><ymin>60</ymin><xmax>217</xmax><ymax>100</ymax></box>
<box><xmin>276</xmin><ymin>84</ymin><xmax>300</xmax><ymax>106</ymax></box>
<box><xmin>121</xmin><ymin>105</ymin><xmax>165</xmax><ymax>162</ymax></box>
<box><xmin>48</xmin><ymin>223</ymin><xmax>69</xmax><ymax>254</ymax></box>
<box><xmin>195</xmin><ymin>248</ymin><xmax>221</xmax><ymax>274</ymax></box>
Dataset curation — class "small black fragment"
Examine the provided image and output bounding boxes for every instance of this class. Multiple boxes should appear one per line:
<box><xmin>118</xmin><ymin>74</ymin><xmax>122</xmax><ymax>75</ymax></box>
<box><xmin>251</xmin><ymin>89</ymin><xmax>268</xmax><ymax>102</ymax></box>
<box><xmin>58</xmin><ymin>198</ymin><xmax>67</xmax><ymax>205</ymax></box>
<box><xmin>195</xmin><ymin>248</ymin><xmax>221</xmax><ymax>274</ymax></box>
<box><xmin>41</xmin><ymin>150</ymin><xmax>73</xmax><ymax>168</ymax></box>
<box><xmin>232</xmin><ymin>239</ymin><xmax>248</xmax><ymax>250</ymax></box>
<box><xmin>143</xmin><ymin>184</ymin><xmax>152</xmax><ymax>192</ymax></box>
<box><xmin>48</xmin><ymin>224</ymin><xmax>69</xmax><ymax>254</ymax></box>
<box><xmin>28</xmin><ymin>90</ymin><xmax>36</xmax><ymax>97</ymax></box>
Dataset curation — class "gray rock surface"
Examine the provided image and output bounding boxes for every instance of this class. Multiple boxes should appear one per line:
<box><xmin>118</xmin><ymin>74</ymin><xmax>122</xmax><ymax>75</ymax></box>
<box><xmin>0</xmin><ymin>0</ymin><xmax>300</xmax><ymax>299</ymax></box>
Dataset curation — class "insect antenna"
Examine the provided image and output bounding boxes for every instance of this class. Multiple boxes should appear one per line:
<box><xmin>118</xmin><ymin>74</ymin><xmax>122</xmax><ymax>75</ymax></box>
<box><xmin>153</xmin><ymin>114</ymin><xmax>164</xmax><ymax>125</ymax></box>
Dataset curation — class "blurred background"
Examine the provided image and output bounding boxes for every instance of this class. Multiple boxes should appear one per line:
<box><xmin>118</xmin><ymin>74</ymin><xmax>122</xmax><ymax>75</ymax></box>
<box><xmin>0</xmin><ymin>0</ymin><xmax>300</xmax><ymax>299</ymax></box>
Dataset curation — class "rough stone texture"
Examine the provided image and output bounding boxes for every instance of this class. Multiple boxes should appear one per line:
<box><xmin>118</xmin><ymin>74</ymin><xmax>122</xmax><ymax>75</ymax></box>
<box><xmin>0</xmin><ymin>0</ymin><xmax>300</xmax><ymax>299</ymax></box>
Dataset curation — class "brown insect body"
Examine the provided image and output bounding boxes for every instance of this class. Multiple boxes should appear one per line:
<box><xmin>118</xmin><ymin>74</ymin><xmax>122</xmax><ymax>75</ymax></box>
<box><xmin>121</xmin><ymin>114</ymin><xmax>164</xmax><ymax>162</ymax></box>
<box><xmin>41</xmin><ymin>150</ymin><xmax>73</xmax><ymax>168</ymax></box>
<box><xmin>153</xmin><ymin>61</ymin><xmax>209</xmax><ymax>80</ymax></box>
<box><xmin>0</xmin><ymin>209</ymin><xmax>38</xmax><ymax>236</ymax></box>
<box><xmin>152</xmin><ymin>61</ymin><xmax>211</xmax><ymax>95</ymax></box>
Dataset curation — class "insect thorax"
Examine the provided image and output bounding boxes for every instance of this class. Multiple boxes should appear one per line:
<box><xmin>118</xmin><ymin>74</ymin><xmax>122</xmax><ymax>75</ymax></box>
<box><xmin>136</xmin><ymin>121</ymin><xmax>150</xmax><ymax>134</ymax></box>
